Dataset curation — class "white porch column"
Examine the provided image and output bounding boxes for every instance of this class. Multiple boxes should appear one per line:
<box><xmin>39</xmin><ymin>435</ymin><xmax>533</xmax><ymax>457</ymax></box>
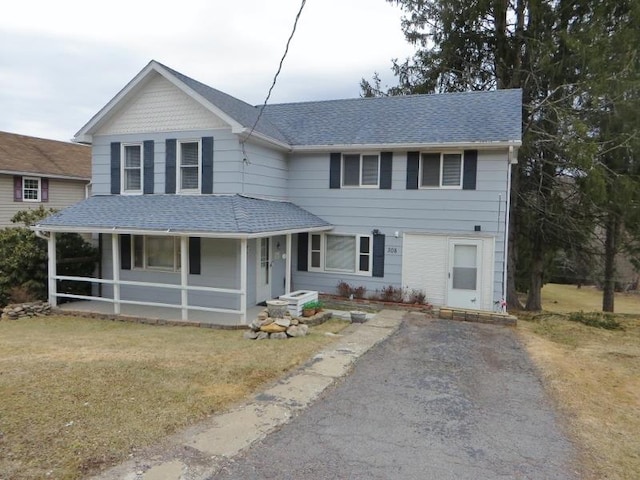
<box><xmin>47</xmin><ymin>232</ymin><xmax>57</xmax><ymax>306</ymax></box>
<box><xmin>285</xmin><ymin>233</ymin><xmax>292</xmax><ymax>294</ymax></box>
<box><xmin>111</xmin><ymin>233</ymin><xmax>121</xmax><ymax>315</ymax></box>
<box><xmin>240</xmin><ymin>238</ymin><xmax>247</xmax><ymax>324</ymax></box>
<box><xmin>180</xmin><ymin>236</ymin><xmax>189</xmax><ymax>321</ymax></box>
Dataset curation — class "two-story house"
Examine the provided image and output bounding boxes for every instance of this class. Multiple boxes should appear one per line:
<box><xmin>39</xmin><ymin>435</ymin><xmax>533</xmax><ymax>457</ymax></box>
<box><xmin>34</xmin><ymin>60</ymin><xmax>521</xmax><ymax>325</ymax></box>
<box><xmin>0</xmin><ymin>131</ymin><xmax>90</xmax><ymax>227</ymax></box>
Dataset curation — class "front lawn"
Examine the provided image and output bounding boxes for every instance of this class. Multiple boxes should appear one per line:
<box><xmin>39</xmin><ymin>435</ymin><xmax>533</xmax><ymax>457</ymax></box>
<box><xmin>0</xmin><ymin>316</ymin><xmax>348</xmax><ymax>479</ymax></box>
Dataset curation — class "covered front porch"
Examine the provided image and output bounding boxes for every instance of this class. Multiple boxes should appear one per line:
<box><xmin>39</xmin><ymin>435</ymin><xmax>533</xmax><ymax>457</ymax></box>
<box><xmin>33</xmin><ymin>194</ymin><xmax>332</xmax><ymax>326</ymax></box>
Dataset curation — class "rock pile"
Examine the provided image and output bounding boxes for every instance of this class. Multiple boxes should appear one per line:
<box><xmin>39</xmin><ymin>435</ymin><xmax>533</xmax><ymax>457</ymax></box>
<box><xmin>244</xmin><ymin>309</ymin><xmax>309</xmax><ymax>340</ymax></box>
<box><xmin>1</xmin><ymin>301</ymin><xmax>52</xmax><ymax>320</ymax></box>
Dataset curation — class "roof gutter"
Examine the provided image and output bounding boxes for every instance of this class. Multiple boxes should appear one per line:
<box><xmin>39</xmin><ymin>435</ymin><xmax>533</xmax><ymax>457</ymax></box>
<box><xmin>0</xmin><ymin>170</ymin><xmax>90</xmax><ymax>181</ymax></box>
<box><xmin>31</xmin><ymin>224</ymin><xmax>333</xmax><ymax>239</ymax></box>
<box><xmin>290</xmin><ymin>140</ymin><xmax>522</xmax><ymax>153</ymax></box>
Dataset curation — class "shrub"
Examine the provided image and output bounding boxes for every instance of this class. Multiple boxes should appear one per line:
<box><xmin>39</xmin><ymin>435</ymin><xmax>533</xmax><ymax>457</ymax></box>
<box><xmin>408</xmin><ymin>289</ymin><xmax>426</xmax><ymax>304</ymax></box>
<box><xmin>352</xmin><ymin>285</ymin><xmax>367</xmax><ymax>299</ymax></box>
<box><xmin>336</xmin><ymin>281</ymin><xmax>352</xmax><ymax>298</ymax></box>
<box><xmin>568</xmin><ymin>311</ymin><xmax>623</xmax><ymax>330</ymax></box>
<box><xmin>379</xmin><ymin>285</ymin><xmax>404</xmax><ymax>303</ymax></box>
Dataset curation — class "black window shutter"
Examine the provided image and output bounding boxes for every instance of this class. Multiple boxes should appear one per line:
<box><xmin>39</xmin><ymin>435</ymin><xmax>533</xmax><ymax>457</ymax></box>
<box><xmin>13</xmin><ymin>176</ymin><xmax>22</xmax><ymax>202</ymax></box>
<box><xmin>165</xmin><ymin>139</ymin><xmax>177</xmax><ymax>194</ymax></box>
<box><xmin>380</xmin><ymin>152</ymin><xmax>393</xmax><ymax>189</ymax></box>
<box><xmin>189</xmin><ymin>237</ymin><xmax>201</xmax><ymax>275</ymax></box>
<box><xmin>110</xmin><ymin>142</ymin><xmax>121</xmax><ymax>194</ymax></box>
<box><xmin>463</xmin><ymin>150</ymin><xmax>478</xmax><ymax>190</ymax></box>
<box><xmin>406</xmin><ymin>151</ymin><xmax>419</xmax><ymax>189</ymax></box>
<box><xmin>297</xmin><ymin>233</ymin><xmax>308</xmax><ymax>271</ymax></box>
<box><xmin>201</xmin><ymin>136</ymin><xmax>214</xmax><ymax>194</ymax></box>
<box><xmin>41</xmin><ymin>178</ymin><xmax>49</xmax><ymax>202</ymax></box>
<box><xmin>120</xmin><ymin>235</ymin><xmax>131</xmax><ymax>270</ymax></box>
<box><xmin>143</xmin><ymin>140</ymin><xmax>154</xmax><ymax>194</ymax></box>
<box><xmin>372</xmin><ymin>234</ymin><xmax>385</xmax><ymax>278</ymax></box>
<box><xmin>329</xmin><ymin>152</ymin><xmax>341</xmax><ymax>189</ymax></box>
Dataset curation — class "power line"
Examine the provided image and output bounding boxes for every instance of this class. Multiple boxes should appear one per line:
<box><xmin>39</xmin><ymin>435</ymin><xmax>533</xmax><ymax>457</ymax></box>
<box><xmin>244</xmin><ymin>0</ymin><xmax>307</xmax><ymax>148</ymax></box>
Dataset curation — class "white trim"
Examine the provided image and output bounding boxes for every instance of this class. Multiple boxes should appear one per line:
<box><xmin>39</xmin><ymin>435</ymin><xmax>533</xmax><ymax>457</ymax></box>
<box><xmin>180</xmin><ymin>236</ymin><xmax>188</xmax><ymax>321</ymax></box>
<box><xmin>285</xmin><ymin>234</ymin><xmax>292</xmax><ymax>294</ymax></box>
<box><xmin>47</xmin><ymin>233</ymin><xmax>57</xmax><ymax>306</ymax></box>
<box><xmin>22</xmin><ymin>176</ymin><xmax>41</xmax><ymax>202</ymax></box>
<box><xmin>177</xmin><ymin>138</ymin><xmax>202</xmax><ymax>194</ymax></box>
<box><xmin>0</xmin><ymin>170</ymin><xmax>89</xmax><ymax>181</ymax></box>
<box><xmin>503</xmin><ymin>163</ymin><xmax>513</xmax><ymax>302</ymax></box>
<box><xmin>32</xmin><ymin>225</ymin><xmax>334</xmax><ymax>239</ymax></box>
<box><xmin>121</xmin><ymin>143</ymin><xmax>144</xmax><ymax>194</ymax></box>
<box><xmin>291</xmin><ymin>140</ymin><xmax>522</xmax><ymax>153</ymax></box>
<box><xmin>240</xmin><ymin>238</ymin><xmax>248</xmax><ymax>324</ymax></box>
<box><xmin>112</xmin><ymin>234</ymin><xmax>121</xmax><ymax>315</ymax></box>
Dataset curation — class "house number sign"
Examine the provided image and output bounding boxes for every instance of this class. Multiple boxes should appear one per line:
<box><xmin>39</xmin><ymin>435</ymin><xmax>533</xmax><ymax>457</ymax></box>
<box><xmin>386</xmin><ymin>246</ymin><xmax>401</xmax><ymax>255</ymax></box>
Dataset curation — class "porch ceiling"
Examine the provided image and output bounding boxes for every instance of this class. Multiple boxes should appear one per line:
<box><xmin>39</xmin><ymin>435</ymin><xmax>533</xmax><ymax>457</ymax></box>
<box><xmin>33</xmin><ymin>194</ymin><xmax>332</xmax><ymax>238</ymax></box>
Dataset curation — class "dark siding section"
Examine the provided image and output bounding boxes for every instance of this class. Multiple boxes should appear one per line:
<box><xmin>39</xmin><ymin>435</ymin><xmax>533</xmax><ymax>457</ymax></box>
<box><xmin>297</xmin><ymin>233</ymin><xmax>308</xmax><ymax>271</ymax></box>
<box><xmin>189</xmin><ymin>237</ymin><xmax>201</xmax><ymax>275</ymax></box>
<box><xmin>143</xmin><ymin>140</ymin><xmax>154</xmax><ymax>194</ymax></box>
<box><xmin>110</xmin><ymin>142</ymin><xmax>121</xmax><ymax>194</ymax></box>
<box><xmin>201</xmin><ymin>136</ymin><xmax>214</xmax><ymax>194</ymax></box>
<box><xmin>406</xmin><ymin>151</ymin><xmax>419</xmax><ymax>189</ymax></box>
<box><xmin>41</xmin><ymin>178</ymin><xmax>49</xmax><ymax>202</ymax></box>
<box><xmin>13</xmin><ymin>176</ymin><xmax>22</xmax><ymax>201</ymax></box>
<box><xmin>329</xmin><ymin>152</ymin><xmax>341</xmax><ymax>189</ymax></box>
<box><xmin>372</xmin><ymin>234</ymin><xmax>385</xmax><ymax>278</ymax></box>
<box><xmin>165</xmin><ymin>139</ymin><xmax>177</xmax><ymax>194</ymax></box>
<box><xmin>463</xmin><ymin>150</ymin><xmax>478</xmax><ymax>190</ymax></box>
<box><xmin>120</xmin><ymin>235</ymin><xmax>131</xmax><ymax>270</ymax></box>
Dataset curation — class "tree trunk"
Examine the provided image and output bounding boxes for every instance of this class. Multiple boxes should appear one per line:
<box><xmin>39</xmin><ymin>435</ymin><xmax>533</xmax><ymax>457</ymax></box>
<box><xmin>525</xmin><ymin>247</ymin><xmax>544</xmax><ymax>311</ymax></box>
<box><xmin>602</xmin><ymin>213</ymin><xmax>619</xmax><ymax>312</ymax></box>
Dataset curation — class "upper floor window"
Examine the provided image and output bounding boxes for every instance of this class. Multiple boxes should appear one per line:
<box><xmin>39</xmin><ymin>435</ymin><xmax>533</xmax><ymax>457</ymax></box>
<box><xmin>420</xmin><ymin>152</ymin><xmax>463</xmax><ymax>188</ymax></box>
<box><xmin>308</xmin><ymin>233</ymin><xmax>372</xmax><ymax>275</ymax></box>
<box><xmin>342</xmin><ymin>153</ymin><xmax>379</xmax><ymax>187</ymax></box>
<box><xmin>178</xmin><ymin>140</ymin><xmax>201</xmax><ymax>193</ymax></box>
<box><xmin>122</xmin><ymin>144</ymin><xmax>142</xmax><ymax>193</ymax></box>
<box><xmin>22</xmin><ymin>177</ymin><xmax>41</xmax><ymax>201</ymax></box>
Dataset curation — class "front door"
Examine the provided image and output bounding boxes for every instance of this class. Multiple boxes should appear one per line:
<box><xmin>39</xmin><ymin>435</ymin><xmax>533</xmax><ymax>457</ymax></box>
<box><xmin>447</xmin><ymin>239</ymin><xmax>482</xmax><ymax>309</ymax></box>
<box><xmin>256</xmin><ymin>238</ymin><xmax>271</xmax><ymax>303</ymax></box>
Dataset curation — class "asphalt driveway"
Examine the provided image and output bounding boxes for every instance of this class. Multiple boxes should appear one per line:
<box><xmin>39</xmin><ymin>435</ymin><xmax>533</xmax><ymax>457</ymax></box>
<box><xmin>213</xmin><ymin>314</ymin><xmax>579</xmax><ymax>479</ymax></box>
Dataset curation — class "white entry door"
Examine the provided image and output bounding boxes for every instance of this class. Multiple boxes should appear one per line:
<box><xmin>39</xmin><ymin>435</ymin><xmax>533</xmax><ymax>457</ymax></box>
<box><xmin>256</xmin><ymin>238</ymin><xmax>271</xmax><ymax>303</ymax></box>
<box><xmin>447</xmin><ymin>240</ymin><xmax>482</xmax><ymax>309</ymax></box>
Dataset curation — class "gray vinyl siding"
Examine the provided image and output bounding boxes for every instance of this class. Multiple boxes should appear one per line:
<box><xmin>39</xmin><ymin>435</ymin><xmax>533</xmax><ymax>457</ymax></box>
<box><xmin>287</xmin><ymin>150</ymin><xmax>509</xmax><ymax>303</ymax></box>
<box><xmin>91</xmin><ymin>131</ymin><xmax>288</xmax><ymax>198</ymax></box>
<box><xmin>0</xmin><ymin>174</ymin><xmax>87</xmax><ymax>227</ymax></box>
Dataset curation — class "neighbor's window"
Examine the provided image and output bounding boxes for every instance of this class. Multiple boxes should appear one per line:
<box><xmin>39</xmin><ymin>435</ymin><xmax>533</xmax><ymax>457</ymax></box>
<box><xmin>178</xmin><ymin>140</ymin><xmax>200</xmax><ymax>192</ymax></box>
<box><xmin>132</xmin><ymin>235</ymin><xmax>181</xmax><ymax>271</ymax></box>
<box><xmin>122</xmin><ymin>144</ymin><xmax>142</xmax><ymax>193</ymax></box>
<box><xmin>22</xmin><ymin>177</ymin><xmax>41</xmax><ymax>201</ymax></box>
<box><xmin>308</xmin><ymin>233</ymin><xmax>371</xmax><ymax>275</ymax></box>
<box><xmin>342</xmin><ymin>153</ymin><xmax>379</xmax><ymax>187</ymax></box>
<box><xmin>420</xmin><ymin>152</ymin><xmax>463</xmax><ymax>188</ymax></box>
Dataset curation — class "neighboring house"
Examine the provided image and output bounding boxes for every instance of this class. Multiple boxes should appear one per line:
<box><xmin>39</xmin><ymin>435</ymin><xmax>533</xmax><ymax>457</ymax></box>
<box><xmin>33</xmin><ymin>60</ymin><xmax>522</xmax><ymax>325</ymax></box>
<box><xmin>0</xmin><ymin>131</ymin><xmax>91</xmax><ymax>227</ymax></box>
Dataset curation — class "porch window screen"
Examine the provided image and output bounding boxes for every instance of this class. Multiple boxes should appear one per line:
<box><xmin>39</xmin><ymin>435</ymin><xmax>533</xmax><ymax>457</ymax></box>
<box><xmin>326</xmin><ymin>235</ymin><xmax>356</xmax><ymax>271</ymax></box>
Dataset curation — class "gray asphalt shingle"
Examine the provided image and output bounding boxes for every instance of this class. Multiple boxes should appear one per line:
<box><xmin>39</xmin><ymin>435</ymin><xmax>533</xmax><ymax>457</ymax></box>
<box><xmin>36</xmin><ymin>195</ymin><xmax>331</xmax><ymax>234</ymax></box>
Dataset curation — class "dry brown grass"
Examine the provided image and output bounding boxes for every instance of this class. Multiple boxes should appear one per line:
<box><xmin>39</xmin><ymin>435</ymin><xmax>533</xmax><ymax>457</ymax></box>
<box><xmin>517</xmin><ymin>284</ymin><xmax>640</xmax><ymax>480</ymax></box>
<box><xmin>0</xmin><ymin>316</ymin><xmax>349</xmax><ymax>480</ymax></box>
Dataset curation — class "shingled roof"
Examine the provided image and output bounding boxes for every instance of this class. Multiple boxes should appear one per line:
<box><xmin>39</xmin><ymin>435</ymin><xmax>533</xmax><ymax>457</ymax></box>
<box><xmin>0</xmin><ymin>131</ymin><xmax>91</xmax><ymax>179</ymax></box>
<box><xmin>35</xmin><ymin>194</ymin><xmax>331</xmax><ymax>236</ymax></box>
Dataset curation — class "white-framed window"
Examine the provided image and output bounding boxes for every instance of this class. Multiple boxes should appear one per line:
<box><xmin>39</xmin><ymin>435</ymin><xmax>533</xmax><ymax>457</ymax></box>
<box><xmin>178</xmin><ymin>140</ymin><xmax>201</xmax><ymax>193</ymax></box>
<box><xmin>308</xmin><ymin>233</ymin><xmax>372</xmax><ymax>275</ymax></box>
<box><xmin>132</xmin><ymin>235</ymin><xmax>181</xmax><ymax>272</ymax></box>
<box><xmin>22</xmin><ymin>177</ymin><xmax>41</xmax><ymax>202</ymax></box>
<box><xmin>420</xmin><ymin>152</ymin><xmax>463</xmax><ymax>188</ymax></box>
<box><xmin>342</xmin><ymin>153</ymin><xmax>380</xmax><ymax>187</ymax></box>
<box><xmin>122</xmin><ymin>143</ymin><xmax>143</xmax><ymax>193</ymax></box>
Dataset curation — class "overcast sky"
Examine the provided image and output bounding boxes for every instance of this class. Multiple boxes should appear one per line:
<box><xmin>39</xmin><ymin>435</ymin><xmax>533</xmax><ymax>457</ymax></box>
<box><xmin>0</xmin><ymin>0</ymin><xmax>415</xmax><ymax>142</ymax></box>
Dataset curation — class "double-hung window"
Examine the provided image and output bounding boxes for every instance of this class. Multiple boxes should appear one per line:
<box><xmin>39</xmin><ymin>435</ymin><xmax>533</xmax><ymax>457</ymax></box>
<box><xmin>342</xmin><ymin>153</ymin><xmax>379</xmax><ymax>187</ymax></box>
<box><xmin>122</xmin><ymin>144</ymin><xmax>142</xmax><ymax>193</ymax></box>
<box><xmin>132</xmin><ymin>236</ymin><xmax>181</xmax><ymax>271</ymax></box>
<box><xmin>420</xmin><ymin>152</ymin><xmax>463</xmax><ymax>188</ymax></box>
<box><xmin>308</xmin><ymin>233</ymin><xmax>372</xmax><ymax>275</ymax></box>
<box><xmin>22</xmin><ymin>177</ymin><xmax>41</xmax><ymax>201</ymax></box>
<box><xmin>178</xmin><ymin>140</ymin><xmax>201</xmax><ymax>193</ymax></box>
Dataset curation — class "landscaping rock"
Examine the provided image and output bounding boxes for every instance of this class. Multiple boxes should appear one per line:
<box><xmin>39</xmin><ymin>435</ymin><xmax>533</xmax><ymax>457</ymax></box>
<box><xmin>243</xmin><ymin>330</ymin><xmax>259</xmax><ymax>340</ymax></box>
<box><xmin>275</xmin><ymin>318</ymin><xmax>291</xmax><ymax>328</ymax></box>
<box><xmin>286</xmin><ymin>325</ymin><xmax>308</xmax><ymax>337</ymax></box>
<box><xmin>270</xmin><ymin>332</ymin><xmax>288</xmax><ymax>340</ymax></box>
<box><xmin>256</xmin><ymin>332</ymin><xmax>269</xmax><ymax>340</ymax></box>
<box><xmin>260</xmin><ymin>323</ymin><xmax>287</xmax><ymax>334</ymax></box>
<box><xmin>249</xmin><ymin>320</ymin><xmax>262</xmax><ymax>332</ymax></box>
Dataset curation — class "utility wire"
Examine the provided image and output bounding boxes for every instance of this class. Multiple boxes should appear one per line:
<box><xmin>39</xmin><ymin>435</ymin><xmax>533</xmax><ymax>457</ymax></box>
<box><xmin>243</xmin><ymin>0</ymin><xmax>307</xmax><ymax>148</ymax></box>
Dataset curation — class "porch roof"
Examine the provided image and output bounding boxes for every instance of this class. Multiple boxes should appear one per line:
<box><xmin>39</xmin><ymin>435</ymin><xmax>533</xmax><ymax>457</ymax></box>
<box><xmin>33</xmin><ymin>194</ymin><xmax>332</xmax><ymax>238</ymax></box>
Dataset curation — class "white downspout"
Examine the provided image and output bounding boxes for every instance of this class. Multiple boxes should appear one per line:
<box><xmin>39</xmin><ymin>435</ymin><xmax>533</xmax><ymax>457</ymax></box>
<box><xmin>502</xmin><ymin>146</ymin><xmax>516</xmax><ymax>309</ymax></box>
